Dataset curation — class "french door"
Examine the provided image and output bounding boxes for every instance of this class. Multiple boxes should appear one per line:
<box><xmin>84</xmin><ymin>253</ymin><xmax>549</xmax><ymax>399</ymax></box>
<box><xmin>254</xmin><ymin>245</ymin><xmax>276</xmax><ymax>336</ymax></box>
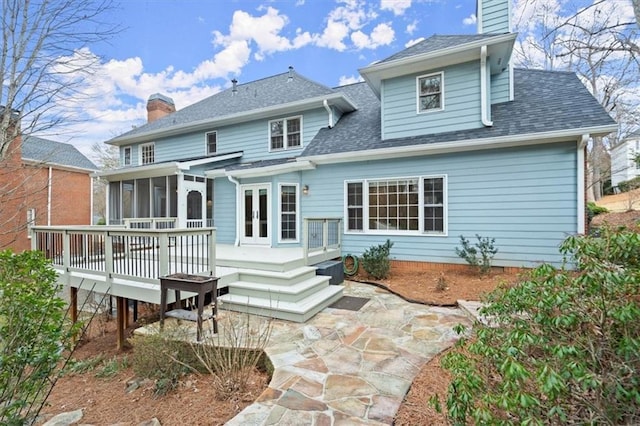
<box><xmin>240</xmin><ymin>184</ymin><xmax>270</xmax><ymax>245</ymax></box>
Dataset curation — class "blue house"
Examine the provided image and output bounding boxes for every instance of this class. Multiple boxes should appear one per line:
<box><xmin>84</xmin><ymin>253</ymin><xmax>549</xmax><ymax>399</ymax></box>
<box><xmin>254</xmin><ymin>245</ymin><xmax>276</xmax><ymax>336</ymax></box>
<box><xmin>90</xmin><ymin>0</ymin><xmax>615</xmax><ymax>320</ymax></box>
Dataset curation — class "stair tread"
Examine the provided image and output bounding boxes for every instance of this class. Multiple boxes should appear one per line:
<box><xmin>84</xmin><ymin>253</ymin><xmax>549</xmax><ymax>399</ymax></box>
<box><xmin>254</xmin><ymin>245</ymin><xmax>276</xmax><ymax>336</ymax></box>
<box><xmin>220</xmin><ymin>285</ymin><xmax>343</xmax><ymax>314</ymax></box>
<box><xmin>229</xmin><ymin>275</ymin><xmax>330</xmax><ymax>293</ymax></box>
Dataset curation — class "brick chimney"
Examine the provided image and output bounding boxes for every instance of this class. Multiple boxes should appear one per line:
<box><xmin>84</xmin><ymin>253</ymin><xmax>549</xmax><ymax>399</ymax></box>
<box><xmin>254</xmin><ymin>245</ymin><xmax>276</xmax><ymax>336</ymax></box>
<box><xmin>146</xmin><ymin>93</ymin><xmax>176</xmax><ymax>123</ymax></box>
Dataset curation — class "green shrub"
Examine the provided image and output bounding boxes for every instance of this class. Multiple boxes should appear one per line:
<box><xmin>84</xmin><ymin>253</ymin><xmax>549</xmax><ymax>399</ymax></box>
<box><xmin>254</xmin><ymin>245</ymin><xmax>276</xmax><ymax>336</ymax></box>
<box><xmin>587</xmin><ymin>201</ymin><xmax>608</xmax><ymax>223</ymax></box>
<box><xmin>130</xmin><ymin>334</ymin><xmax>199</xmax><ymax>395</ymax></box>
<box><xmin>360</xmin><ymin>239</ymin><xmax>394</xmax><ymax>279</ymax></box>
<box><xmin>617</xmin><ymin>175</ymin><xmax>640</xmax><ymax>193</ymax></box>
<box><xmin>439</xmin><ymin>228</ymin><xmax>640</xmax><ymax>425</ymax></box>
<box><xmin>0</xmin><ymin>250</ymin><xmax>81</xmax><ymax>424</ymax></box>
<box><xmin>455</xmin><ymin>234</ymin><xmax>498</xmax><ymax>275</ymax></box>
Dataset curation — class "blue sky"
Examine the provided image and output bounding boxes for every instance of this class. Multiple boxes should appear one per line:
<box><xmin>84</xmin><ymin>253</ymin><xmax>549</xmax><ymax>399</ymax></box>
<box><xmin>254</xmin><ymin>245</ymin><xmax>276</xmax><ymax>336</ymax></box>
<box><xmin>62</xmin><ymin>0</ymin><xmax>480</xmax><ymax>155</ymax></box>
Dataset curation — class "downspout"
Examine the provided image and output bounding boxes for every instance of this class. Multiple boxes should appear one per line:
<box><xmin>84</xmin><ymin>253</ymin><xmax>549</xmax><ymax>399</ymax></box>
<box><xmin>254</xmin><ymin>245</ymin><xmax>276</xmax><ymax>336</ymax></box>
<box><xmin>47</xmin><ymin>167</ymin><xmax>52</xmax><ymax>225</ymax></box>
<box><xmin>577</xmin><ymin>134</ymin><xmax>589</xmax><ymax>234</ymax></box>
<box><xmin>480</xmin><ymin>45</ymin><xmax>493</xmax><ymax>127</ymax></box>
<box><xmin>227</xmin><ymin>175</ymin><xmax>241</xmax><ymax>246</ymax></box>
<box><xmin>323</xmin><ymin>99</ymin><xmax>333</xmax><ymax>128</ymax></box>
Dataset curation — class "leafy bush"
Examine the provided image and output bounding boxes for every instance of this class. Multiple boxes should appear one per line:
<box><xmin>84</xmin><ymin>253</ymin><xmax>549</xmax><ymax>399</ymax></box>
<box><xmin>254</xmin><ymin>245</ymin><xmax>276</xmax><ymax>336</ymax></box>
<box><xmin>439</xmin><ymin>228</ymin><xmax>640</xmax><ymax>425</ymax></box>
<box><xmin>360</xmin><ymin>239</ymin><xmax>394</xmax><ymax>279</ymax></box>
<box><xmin>0</xmin><ymin>250</ymin><xmax>81</xmax><ymax>424</ymax></box>
<box><xmin>455</xmin><ymin>234</ymin><xmax>498</xmax><ymax>275</ymax></box>
<box><xmin>130</xmin><ymin>333</ymin><xmax>198</xmax><ymax>395</ymax></box>
<box><xmin>617</xmin><ymin>175</ymin><xmax>640</xmax><ymax>193</ymax></box>
<box><xmin>587</xmin><ymin>201</ymin><xmax>608</xmax><ymax>223</ymax></box>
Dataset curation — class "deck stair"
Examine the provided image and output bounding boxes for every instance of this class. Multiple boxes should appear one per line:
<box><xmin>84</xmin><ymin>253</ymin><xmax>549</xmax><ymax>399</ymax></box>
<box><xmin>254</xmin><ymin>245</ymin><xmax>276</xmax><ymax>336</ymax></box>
<box><xmin>218</xmin><ymin>264</ymin><xmax>344</xmax><ymax>323</ymax></box>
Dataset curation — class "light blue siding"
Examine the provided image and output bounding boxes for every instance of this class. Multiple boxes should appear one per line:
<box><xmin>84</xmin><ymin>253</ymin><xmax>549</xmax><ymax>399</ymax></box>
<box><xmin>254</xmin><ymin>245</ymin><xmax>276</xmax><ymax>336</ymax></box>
<box><xmin>381</xmin><ymin>61</ymin><xmax>482</xmax><ymax>140</ymax></box>
<box><xmin>480</xmin><ymin>0</ymin><xmax>510</xmax><ymax>34</ymax></box>
<box><xmin>137</xmin><ymin>108</ymin><xmax>330</xmax><ymax>165</ymax></box>
<box><xmin>298</xmin><ymin>141</ymin><xmax>578</xmax><ymax>267</ymax></box>
<box><xmin>491</xmin><ymin>69</ymin><xmax>510</xmax><ymax>104</ymax></box>
<box><xmin>213</xmin><ymin>178</ymin><xmax>237</xmax><ymax>244</ymax></box>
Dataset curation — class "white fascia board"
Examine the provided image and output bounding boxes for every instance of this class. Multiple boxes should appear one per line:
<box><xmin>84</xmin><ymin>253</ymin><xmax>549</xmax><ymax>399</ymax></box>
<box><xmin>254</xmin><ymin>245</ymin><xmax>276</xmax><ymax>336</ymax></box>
<box><xmin>22</xmin><ymin>159</ymin><xmax>97</xmax><ymax>174</ymax></box>
<box><xmin>178</xmin><ymin>152</ymin><xmax>243</xmax><ymax>169</ymax></box>
<box><xmin>108</xmin><ymin>93</ymin><xmax>358</xmax><ymax>146</ymax></box>
<box><xmin>94</xmin><ymin>162</ymin><xmax>181</xmax><ymax>181</ymax></box>
<box><xmin>205</xmin><ymin>160</ymin><xmax>315</xmax><ymax>179</ymax></box>
<box><xmin>360</xmin><ymin>33</ymin><xmax>517</xmax><ymax>96</ymax></box>
<box><xmin>304</xmin><ymin>124</ymin><xmax>618</xmax><ymax>164</ymax></box>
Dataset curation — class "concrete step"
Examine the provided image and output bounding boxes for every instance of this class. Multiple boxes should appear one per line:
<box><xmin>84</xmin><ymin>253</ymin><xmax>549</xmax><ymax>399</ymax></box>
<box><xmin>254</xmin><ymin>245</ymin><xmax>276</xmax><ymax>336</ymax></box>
<box><xmin>219</xmin><ymin>285</ymin><xmax>344</xmax><ymax>323</ymax></box>
<box><xmin>228</xmin><ymin>275</ymin><xmax>331</xmax><ymax>303</ymax></box>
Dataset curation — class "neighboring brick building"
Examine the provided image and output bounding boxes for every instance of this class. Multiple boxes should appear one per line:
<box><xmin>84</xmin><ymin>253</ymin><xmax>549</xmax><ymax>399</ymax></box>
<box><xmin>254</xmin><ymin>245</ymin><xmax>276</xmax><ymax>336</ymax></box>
<box><xmin>0</xmin><ymin>134</ymin><xmax>97</xmax><ymax>251</ymax></box>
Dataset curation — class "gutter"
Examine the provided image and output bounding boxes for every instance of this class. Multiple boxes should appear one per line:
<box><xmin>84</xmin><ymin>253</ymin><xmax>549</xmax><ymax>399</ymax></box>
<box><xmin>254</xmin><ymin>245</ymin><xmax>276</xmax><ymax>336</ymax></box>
<box><xmin>47</xmin><ymin>167</ymin><xmax>52</xmax><ymax>226</ymax></box>
<box><xmin>480</xmin><ymin>46</ymin><xmax>493</xmax><ymax>127</ymax></box>
<box><xmin>323</xmin><ymin>99</ymin><xmax>333</xmax><ymax>128</ymax></box>
<box><xmin>227</xmin><ymin>176</ymin><xmax>241</xmax><ymax>246</ymax></box>
<box><xmin>301</xmin><ymin>124</ymin><xmax>618</xmax><ymax>165</ymax></box>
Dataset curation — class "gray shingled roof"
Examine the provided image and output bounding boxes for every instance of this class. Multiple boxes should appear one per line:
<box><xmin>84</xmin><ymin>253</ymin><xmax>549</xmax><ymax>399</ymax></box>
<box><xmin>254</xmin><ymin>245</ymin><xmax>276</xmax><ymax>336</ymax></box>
<box><xmin>376</xmin><ymin>34</ymin><xmax>505</xmax><ymax>64</ymax></box>
<box><xmin>22</xmin><ymin>136</ymin><xmax>97</xmax><ymax>171</ymax></box>
<box><xmin>301</xmin><ymin>68</ymin><xmax>616</xmax><ymax>157</ymax></box>
<box><xmin>113</xmin><ymin>70</ymin><xmax>336</xmax><ymax>141</ymax></box>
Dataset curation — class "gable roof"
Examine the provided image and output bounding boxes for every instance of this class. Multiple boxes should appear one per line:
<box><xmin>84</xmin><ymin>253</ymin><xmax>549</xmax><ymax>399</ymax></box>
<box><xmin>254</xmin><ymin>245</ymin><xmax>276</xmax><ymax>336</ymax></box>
<box><xmin>301</xmin><ymin>68</ymin><xmax>616</xmax><ymax>160</ymax></box>
<box><xmin>109</xmin><ymin>70</ymin><xmax>357</xmax><ymax>146</ymax></box>
<box><xmin>22</xmin><ymin>136</ymin><xmax>97</xmax><ymax>171</ymax></box>
<box><xmin>377</xmin><ymin>34</ymin><xmax>504</xmax><ymax>64</ymax></box>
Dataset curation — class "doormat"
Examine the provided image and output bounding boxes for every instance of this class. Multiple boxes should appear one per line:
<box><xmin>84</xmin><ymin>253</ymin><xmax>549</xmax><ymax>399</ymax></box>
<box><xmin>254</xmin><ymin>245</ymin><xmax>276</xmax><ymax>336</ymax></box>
<box><xmin>329</xmin><ymin>296</ymin><xmax>370</xmax><ymax>311</ymax></box>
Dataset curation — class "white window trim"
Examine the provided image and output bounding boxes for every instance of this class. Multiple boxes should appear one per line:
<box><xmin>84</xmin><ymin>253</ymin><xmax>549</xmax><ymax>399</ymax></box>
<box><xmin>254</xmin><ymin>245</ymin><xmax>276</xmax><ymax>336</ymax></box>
<box><xmin>206</xmin><ymin>131</ymin><xmax>217</xmax><ymax>155</ymax></box>
<box><xmin>27</xmin><ymin>208</ymin><xmax>36</xmax><ymax>239</ymax></box>
<box><xmin>123</xmin><ymin>146</ymin><xmax>131</xmax><ymax>166</ymax></box>
<box><xmin>268</xmin><ymin>116</ymin><xmax>303</xmax><ymax>152</ymax></box>
<box><xmin>277</xmin><ymin>183</ymin><xmax>300</xmax><ymax>244</ymax></box>
<box><xmin>416</xmin><ymin>72</ymin><xmax>445</xmax><ymax>114</ymax></box>
<box><xmin>343</xmin><ymin>175</ymin><xmax>448</xmax><ymax>237</ymax></box>
<box><xmin>139</xmin><ymin>142</ymin><xmax>155</xmax><ymax>165</ymax></box>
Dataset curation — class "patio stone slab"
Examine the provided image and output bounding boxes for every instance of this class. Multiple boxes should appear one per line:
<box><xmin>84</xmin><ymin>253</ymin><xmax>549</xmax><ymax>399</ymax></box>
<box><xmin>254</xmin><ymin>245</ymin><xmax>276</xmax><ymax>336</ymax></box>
<box><xmin>162</xmin><ymin>281</ymin><xmax>471</xmax><ymax>426</ymax></box>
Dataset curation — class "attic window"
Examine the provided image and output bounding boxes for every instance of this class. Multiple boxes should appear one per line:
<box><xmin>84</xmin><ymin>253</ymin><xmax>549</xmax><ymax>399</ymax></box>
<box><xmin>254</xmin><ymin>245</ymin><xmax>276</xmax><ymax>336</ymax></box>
<box><xmin>269</xmin><ymin>116</ymin><xmax>302</xmax><ymax>151</ymax></box>
<box><xmin>206</xmin><ymin>131</ymin><xmax>217</xmax><ymax>155</ymax></box>
<box><xmin>417</xmin><ymin>72</ymin><xmax>444</xmax><ymax>113</ymax></box>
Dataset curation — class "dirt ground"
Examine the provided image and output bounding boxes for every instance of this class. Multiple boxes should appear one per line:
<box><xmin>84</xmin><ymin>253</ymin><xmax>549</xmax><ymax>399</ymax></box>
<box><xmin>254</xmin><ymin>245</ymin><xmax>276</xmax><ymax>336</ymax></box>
<box><xmin>596</xmin><ymin>188</ymin><xmax>640</xmax><ymax>212</ymax></box>
<box><xmin>41</xmin><ymin>267</ymin><xmax>517</xmax><ymax>425</ymax></box>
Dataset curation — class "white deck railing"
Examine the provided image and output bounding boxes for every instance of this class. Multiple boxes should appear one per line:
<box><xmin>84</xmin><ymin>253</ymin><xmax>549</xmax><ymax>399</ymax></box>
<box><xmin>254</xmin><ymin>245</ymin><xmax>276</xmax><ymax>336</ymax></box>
<box><xmin>302</xmin><ymin>217</ymin><xmax>342</xmax><ymax>264</ymax></box>
<box><xmin>30</xmin><ymin>226</ymin><xmax>216</xmax><ymax>284</ymax></box>
<box><xmin>124</xmin><ymin>218</ymin><xmax>177</xmax><ymax>229</ymax></box>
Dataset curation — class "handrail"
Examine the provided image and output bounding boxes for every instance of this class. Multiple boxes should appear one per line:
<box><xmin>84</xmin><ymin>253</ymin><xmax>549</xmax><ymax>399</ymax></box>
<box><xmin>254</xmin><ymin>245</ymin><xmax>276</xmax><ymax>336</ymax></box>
<box><xmin>31</xmin><ymin>226</ymin><xmax>217</xmax><ymax>285</ymax></box>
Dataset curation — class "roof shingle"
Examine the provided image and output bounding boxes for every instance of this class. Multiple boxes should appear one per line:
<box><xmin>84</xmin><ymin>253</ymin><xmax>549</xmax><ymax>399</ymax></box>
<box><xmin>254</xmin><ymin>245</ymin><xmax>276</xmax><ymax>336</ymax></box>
<box><xmin>22</xmin><ymin>136</ymin><xmax>97</xmax><ymax>171</ymax></box>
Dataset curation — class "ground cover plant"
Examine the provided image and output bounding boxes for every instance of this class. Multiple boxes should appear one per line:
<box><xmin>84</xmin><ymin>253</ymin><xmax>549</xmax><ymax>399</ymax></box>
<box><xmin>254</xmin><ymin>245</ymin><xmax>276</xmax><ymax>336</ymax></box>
<box><xmin>439</xmin><ymin>228</ymin><xmax>640</xmax><ymax>424</ymax></box>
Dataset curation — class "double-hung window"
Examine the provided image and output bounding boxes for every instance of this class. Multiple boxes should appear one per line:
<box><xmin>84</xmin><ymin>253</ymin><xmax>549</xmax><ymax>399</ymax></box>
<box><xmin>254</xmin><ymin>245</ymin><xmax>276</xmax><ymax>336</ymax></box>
<box><xmin>140</xmin><ymin>143</ymin><xmax>155</xmax><ymax>165</ymax></box>
<box><xmin>417</xmin><ymin>72</ymin><xmax>443</xmax><ymax>113</ymax></box>
<box><xmin>279</xmin><ymin>184</ymin><xmax>298</xmax><ymax>242</ymax></box>
<box><xmin>206</xmin><ymin>131</ymin><xmax>217</xmax><ymax>155</ymax></box>
<box><xmin>346</xmin><ymin>175</ymin><xmax>446</xmax><ymax>235</ymax></box>
<box><xmin>269</xmin><ymin>116</ymin><xmax>302</xmax><ymax>151</ymax></box>
<box><xmin>123</xmin><ymin>147</ymin><xmax>131</xmax><ymax>166</ymax></box>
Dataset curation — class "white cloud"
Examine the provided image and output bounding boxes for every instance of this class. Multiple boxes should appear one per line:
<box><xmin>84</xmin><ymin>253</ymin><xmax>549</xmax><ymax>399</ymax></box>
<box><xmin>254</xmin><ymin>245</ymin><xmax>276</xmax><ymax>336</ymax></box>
<box><xmin>406</xmin><ymin>20</ymin><xmax>417</xmax><ymax>35</ymax></box>
<box><xmin>380</xmin><ymin>0</ymin><xmax>412</xmax><ymax>16</ymax></box>
<box><xmin>463</xmin><ymin>14</ymin><xmax>477</xmax><ymax>25</ymax></box>
<box><xmin>351</xmin><ymin>22</ymin><xmax>395</xmax><ymax>49</ymax></box>
<box><xmin>338</xmin><ymin>74</ymin><xmax>364</xmax><ymax>85</ymax></box>
<box><xmin>316</xmin><ymin>20</ymin><xmax>350</xmax><ymax>51</ymax></box>
<box><xmin>405</xmin><ymin>37</ymin><xmax>424</xmax><ymax>48</ymax></box>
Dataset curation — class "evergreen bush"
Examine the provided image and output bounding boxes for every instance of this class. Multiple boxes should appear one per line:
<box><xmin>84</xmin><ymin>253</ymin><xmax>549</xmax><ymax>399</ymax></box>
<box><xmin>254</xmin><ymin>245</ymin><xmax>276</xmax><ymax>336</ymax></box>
<box><xmin>361</xmin><ymin>239</ymin><xmax>394</xmax><ymax>279</ymax></box>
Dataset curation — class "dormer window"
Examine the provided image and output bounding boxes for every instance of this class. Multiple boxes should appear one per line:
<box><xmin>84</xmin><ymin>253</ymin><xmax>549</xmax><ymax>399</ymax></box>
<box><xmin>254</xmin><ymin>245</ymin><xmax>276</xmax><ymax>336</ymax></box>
<box><xmin>269</xmin><ymin>116</ymin><xmax>302</xmax><ymax>151</ymax></box>
<box><xmin>206</xmin><ymin>131</ymin><xmax>217</xmax><ymax>155</ymax></box>
<box><xmin>140</xmin><ymin>142</ymin><xmax>155</xmax><ymax>165</ymax></box>
<box><xmin>417</xmin><ymin>72</ymin><xmax>444</xmax><ymax>113</ymax></box>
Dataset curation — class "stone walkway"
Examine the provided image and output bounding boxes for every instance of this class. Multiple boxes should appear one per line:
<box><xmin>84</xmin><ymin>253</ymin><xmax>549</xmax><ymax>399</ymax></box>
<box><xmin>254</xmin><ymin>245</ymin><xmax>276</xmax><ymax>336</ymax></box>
<box><xmin>222</xmin><ymin>281</ymin><xmax>472</xmax><ymax>425</ymax></box>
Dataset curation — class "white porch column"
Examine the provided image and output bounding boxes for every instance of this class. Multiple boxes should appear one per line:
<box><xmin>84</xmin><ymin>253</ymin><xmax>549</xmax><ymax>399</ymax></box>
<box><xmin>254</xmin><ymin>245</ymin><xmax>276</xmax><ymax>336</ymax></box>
<box><xmin>177</xmin><ymin>172</ymin><xmax>186</xmax><ymax>228</ymax></box>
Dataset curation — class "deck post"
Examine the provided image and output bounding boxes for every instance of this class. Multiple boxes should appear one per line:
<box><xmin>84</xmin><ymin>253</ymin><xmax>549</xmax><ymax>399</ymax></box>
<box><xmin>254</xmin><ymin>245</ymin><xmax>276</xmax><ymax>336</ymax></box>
<box><xmin>322</xmin><ymin>219</ymin><xmax>329</xmax><ymax>252</ymax></box>
<box><xmin>116</xmin><ymin>296</ymin><xmax>125</xmax><ymax>350</ymax></box>
<box><xmin>158</xmin><ymin>233</ymin><xmax>169</xmax><ymax>277</ymax></box>
<box><xmin>104</xmin><ymin>231</ymin><xmax>114</xmax><ymax>292</ymax></box>
<box><xmin>208</xmin><ymin>229</ymin><xmax>216</xmax><ymax>275</ymax></box>
<box><xmin>302</xmin><ymin>218</ymin><xmax>309</xmax><ymax>265</ymax></box>
<box><xmin>69</xmin><ymin>287</ymin><xmax>78</xmax><ymax>324</ymax></box>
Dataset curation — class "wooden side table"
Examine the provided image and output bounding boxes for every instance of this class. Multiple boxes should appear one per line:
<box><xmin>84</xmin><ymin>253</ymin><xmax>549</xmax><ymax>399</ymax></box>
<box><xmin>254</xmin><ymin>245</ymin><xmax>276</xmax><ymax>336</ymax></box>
<box><xmin>159</xmin><ymin>274</ymin><xmax>218</xmax><ymax>341</ymax></box>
